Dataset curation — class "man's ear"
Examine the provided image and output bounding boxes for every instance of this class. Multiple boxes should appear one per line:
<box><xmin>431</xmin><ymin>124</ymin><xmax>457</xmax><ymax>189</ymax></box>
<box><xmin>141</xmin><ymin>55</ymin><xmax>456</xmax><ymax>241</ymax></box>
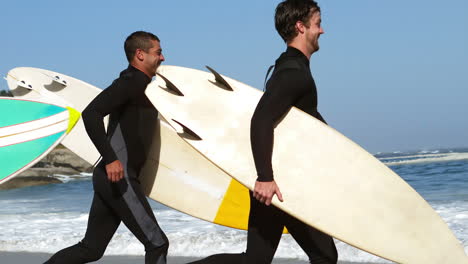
<box><xmin>135</xmin><ymin>49</ymin><xmax>144</xmax><ymax>61</ymax></box>
<box><xmin>295</xmin><ymin>21</ymin><xmax>305</xmax><ymax>34</ymax></box>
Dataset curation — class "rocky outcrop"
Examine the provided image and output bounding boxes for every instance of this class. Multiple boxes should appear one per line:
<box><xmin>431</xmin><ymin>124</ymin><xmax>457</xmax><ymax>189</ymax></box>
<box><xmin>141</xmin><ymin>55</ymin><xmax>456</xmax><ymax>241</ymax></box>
<box><xmin>34</xmin><ymin>147</ymin><xmax>93</xmax><ymax>173</ymax></box>
<box><xmin>0</xmin><ymin>146</ymin><xmax>93</xmax><ymax>190</ymax></box>
<box><xmin>0</xmin><ymin>176</ymin><xmax>62</xmax><ymax>190</ymax></box>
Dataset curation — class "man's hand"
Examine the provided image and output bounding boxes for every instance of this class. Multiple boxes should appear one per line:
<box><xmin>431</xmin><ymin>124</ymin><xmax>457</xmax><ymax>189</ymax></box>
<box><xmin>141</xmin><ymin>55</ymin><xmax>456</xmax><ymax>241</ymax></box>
<box><xmin>253</xmin><ymin>180</ymin><xmax>284</xmax><ymax>206</ymax></box>
<box><xmin>105</xmin><ymin>160</ymin><xmax>124</xmax><ymax>182</ymax></box>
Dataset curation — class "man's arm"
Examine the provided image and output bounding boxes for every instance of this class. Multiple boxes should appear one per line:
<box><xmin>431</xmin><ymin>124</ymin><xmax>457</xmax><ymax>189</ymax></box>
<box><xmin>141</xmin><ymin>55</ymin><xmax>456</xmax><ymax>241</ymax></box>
<box><xmin>82</xmin><ymin>77</ymin><xmax>135</xmax><ymax>182</ymax></box>
<box><xmin>250</xmin><ymin>69</ymin><xmax>307</xmax><ymax>205</ymax></box>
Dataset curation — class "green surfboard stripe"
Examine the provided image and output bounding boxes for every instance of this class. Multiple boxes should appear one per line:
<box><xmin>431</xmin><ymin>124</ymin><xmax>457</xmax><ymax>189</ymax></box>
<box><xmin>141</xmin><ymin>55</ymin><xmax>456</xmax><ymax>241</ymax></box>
<box><xmin>0</xmin><ymin>99</ymin><xmax>66</xmax><ymax>128</ymax></box>
<box><xmin>0</xmin><ymin>132</ymin><xmax>64</xmax><ymax>181</ymax></box>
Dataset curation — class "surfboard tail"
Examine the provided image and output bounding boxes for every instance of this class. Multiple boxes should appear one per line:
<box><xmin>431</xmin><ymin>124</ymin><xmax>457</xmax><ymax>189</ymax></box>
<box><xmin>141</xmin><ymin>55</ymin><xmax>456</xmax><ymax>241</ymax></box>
<box><xmin>0</xmin><ymin>98</ymin><xmax>75</xmax><ymax>185</ymax></box>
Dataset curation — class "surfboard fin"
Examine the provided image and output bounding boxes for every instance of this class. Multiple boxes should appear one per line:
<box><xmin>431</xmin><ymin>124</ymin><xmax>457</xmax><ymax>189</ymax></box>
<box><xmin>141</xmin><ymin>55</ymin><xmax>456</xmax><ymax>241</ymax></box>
<box><xmin>205</xmin><ymin>66</ymin><xmax>234</xmax><ymax>91</ymax></box>
<box><xmin>16</xmin><ymin>80</ymin><xmax>34</xmax><ymax>90</ymax></box>
<box><xmin>51</xmin><ymin>75</ymin><xmax>68</xmax><ymax>86</ymax></box>
<box><xmin>39</xmin><ymin>73</ymin><xmax>67</xmax><ymax>91</ymax></box>
<box><xmin>172</xmin><ymin>119</ymin><xmax>202</xmax><ymax>141</ymax></box>
<box><xmin>156</xmin><ymin>73</ymin><xmax>184</xmax><ymax>96</ymax></box>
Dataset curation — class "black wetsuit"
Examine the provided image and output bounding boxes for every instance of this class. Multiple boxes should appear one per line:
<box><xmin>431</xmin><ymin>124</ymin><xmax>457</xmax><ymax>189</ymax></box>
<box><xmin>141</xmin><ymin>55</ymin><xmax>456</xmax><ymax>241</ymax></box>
<box><xmin>44</xmin><ymin>66</ymin><xmax>168</xmax><ymax>264</ymax></box>
<box><xmin>189</xmin><ymin>47</ymin><xmax>337</xmax><ymax>264</ymax></box>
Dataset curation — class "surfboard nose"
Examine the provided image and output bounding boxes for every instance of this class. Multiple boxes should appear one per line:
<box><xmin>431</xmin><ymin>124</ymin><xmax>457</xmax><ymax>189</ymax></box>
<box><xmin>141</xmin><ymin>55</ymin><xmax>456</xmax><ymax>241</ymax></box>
<box><xmin>65</xmin><ymin>107</ymin><xmax>81</xmax><ymax>134</ymax></box>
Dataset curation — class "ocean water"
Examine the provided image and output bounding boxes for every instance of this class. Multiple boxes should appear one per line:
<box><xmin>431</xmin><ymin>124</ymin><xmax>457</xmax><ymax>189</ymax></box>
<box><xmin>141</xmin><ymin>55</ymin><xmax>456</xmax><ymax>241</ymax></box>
<box><xmin>0</xmin><ymin>148</ymin><xmax>467</xmax><ymax>263</ymax></box>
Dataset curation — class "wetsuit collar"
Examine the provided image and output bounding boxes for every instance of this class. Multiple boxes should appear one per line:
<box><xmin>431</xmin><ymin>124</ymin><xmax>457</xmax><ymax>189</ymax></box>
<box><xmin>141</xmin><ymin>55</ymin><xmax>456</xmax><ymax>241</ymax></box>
<box><xmin>126</xmin><ymin>65</ymin><xmax>152</xmax><ymax>83</ymax></box>
<box><xmin>283</xmin><ymin>46</ymin><xmax>310</xmax><ymax>66</ymax></box>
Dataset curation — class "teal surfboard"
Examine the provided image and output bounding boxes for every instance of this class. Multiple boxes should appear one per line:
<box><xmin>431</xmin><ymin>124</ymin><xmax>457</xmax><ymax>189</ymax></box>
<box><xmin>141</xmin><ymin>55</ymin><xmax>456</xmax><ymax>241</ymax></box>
<box><xmin>0</xmin><ymin>97</ymin><xmax>80</xmax><ymax>184</ymax></box>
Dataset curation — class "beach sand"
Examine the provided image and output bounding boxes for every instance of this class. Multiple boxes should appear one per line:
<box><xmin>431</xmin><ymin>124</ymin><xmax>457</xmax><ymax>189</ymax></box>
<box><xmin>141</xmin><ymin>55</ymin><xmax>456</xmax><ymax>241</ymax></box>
<box><xmin>0</xmin><ymin>251</ymin><xmax>378</xmax><ymax>264</ymax></box>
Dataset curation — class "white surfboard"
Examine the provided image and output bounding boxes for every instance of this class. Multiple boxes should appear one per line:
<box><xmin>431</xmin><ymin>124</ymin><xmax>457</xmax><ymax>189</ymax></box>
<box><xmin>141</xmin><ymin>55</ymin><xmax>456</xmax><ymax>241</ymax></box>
<box><xmin>145</xmin><ymin>65</ymin><xmax>468</xmax><ymax>264</ymax></box>
<box><xmin>5</xmin><ymin>67</ymin><xmax>253</xmax><ymax>231</ymax></box>
<box><xmin>0</xmin><ymin>97</ymin><xmax>79</xmax><ymax>184</ymax></box>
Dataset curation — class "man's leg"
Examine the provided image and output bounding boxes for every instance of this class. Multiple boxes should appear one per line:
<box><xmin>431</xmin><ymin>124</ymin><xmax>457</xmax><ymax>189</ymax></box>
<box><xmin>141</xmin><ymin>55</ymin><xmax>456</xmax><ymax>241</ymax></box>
<box><xmin>243</xmin><ymin>191</ymin><xmax>284</xmax><ymax>264</ymax></box>
<box><xmin>188</xmin><ymin>191</ymin><xmax>284</xmax><ymax>264</ymax></box>
<box><xmin>43</xmin><ymin>192</ymin><xmax>121</xmax><ymax>264</ymax></box>
<box><xmin>284</xmin><ymin>214</ymin><xmax>338</xmax><ymax>264</ymax></box>
<box><xmin>97</xmin><ymin>165</ymin><xmax>168</xmax><ymax>264</ymax></box>
<box><xmin>104</xmin><ymin>124</ymin><xmax>168</xmax><ymax>264</ymax></box>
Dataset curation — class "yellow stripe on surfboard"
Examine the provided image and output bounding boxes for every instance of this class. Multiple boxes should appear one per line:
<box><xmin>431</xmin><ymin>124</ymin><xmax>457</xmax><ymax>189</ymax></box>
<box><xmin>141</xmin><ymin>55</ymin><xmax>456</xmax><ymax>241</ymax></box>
<box><xmin>213</xmin><ymin>178</ymin><xmax>250</xmax><ymax>229</ymax></box>
<box><xmin>214</xmin><ymin>178</ymin><xmax>288</xmax><ymax>233</ymax></box>
<box><xmin>65</xmin><ymin>107</ymin><xmax>80</xmax><ymax>134</ymax></box>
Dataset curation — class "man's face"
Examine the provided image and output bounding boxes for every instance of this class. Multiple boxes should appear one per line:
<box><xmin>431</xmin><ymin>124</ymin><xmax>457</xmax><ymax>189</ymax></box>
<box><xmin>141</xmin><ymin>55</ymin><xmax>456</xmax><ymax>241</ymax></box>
<box><xmin>304</xmin><ymin>11</ymin><xmax>324</xmax><ymax>53</ymax></box>
<box><xmin>141</xmin><ymin>40</ymin><xmax>165</xmax><ymax>77</ymax></box>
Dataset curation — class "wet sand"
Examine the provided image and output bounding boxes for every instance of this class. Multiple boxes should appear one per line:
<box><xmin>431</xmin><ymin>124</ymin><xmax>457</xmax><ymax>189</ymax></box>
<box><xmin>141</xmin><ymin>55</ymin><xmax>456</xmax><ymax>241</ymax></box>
<box><xmin>0</xmin><ymin>251</ymin><xmax>378</xmax><ymax>264</ymax></box>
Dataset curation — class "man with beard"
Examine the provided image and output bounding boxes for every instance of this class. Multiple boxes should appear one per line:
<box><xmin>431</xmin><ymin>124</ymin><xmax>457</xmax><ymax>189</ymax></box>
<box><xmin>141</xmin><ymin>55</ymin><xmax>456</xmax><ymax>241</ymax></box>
<box><xmin>44</xmin><ymin>31</ymin><xmax>168</xmax><ymax>264</ymax></box>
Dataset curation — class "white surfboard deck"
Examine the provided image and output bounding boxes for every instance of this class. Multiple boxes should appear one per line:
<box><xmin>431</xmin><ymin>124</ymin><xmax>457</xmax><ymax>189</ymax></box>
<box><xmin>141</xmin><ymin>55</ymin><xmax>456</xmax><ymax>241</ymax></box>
<box><xmin>5</xmin><ymin>67</ymin><xmax>253</xmax><ymax>231</ymax></box>
<box><xmin>0</xmin><ymin>97</ymin><xmax>79</xmax><ymax>184</ymax></box>
<box><xmin>145</xmin><ymin>65</ymin><xmax>468</xmax><ymax>264</ymax></box>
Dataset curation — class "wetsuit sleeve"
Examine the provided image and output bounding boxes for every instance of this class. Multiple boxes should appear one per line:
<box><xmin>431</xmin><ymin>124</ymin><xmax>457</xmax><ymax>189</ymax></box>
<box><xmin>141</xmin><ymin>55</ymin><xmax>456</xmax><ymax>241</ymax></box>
<box><xmin>250</xmin><ymin>69</ymin><xmax>308</xmax><ymax>182</ymax></box>
<box><xmin>82</xmin><ymin>77</ymin><xmax>145</xmax><ymax>164</ymax></box>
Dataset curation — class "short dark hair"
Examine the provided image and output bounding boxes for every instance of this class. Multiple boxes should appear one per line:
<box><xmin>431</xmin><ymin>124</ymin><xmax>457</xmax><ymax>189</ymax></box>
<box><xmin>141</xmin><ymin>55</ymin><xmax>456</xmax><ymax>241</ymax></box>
<box><xmin>275</xmin><ymin>0</ymin><xmax>321</xmax><ymax>43</ymax></box>
<box><xmin>124</xmin><ymin>31</ymin><xmax>160</xmax><ymax>62</ymax></box>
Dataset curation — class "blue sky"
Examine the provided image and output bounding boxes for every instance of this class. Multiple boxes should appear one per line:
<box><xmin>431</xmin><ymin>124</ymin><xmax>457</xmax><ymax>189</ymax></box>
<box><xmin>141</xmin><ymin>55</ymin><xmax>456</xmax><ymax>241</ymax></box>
<box><xmin>1</xmin><ymin>0</ymin><xmax>467</xmax><ymax>153</ymax></box>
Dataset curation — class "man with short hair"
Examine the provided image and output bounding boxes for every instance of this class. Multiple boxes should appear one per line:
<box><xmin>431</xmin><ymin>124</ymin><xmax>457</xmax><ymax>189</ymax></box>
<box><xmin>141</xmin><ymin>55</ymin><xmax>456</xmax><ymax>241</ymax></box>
<box><xmin>189</xmin><ymin>1</ymin><xmax>337</xmax><ymax>263</ymax></box>
<box><xmin>44</xmin><ymin>31</ymin><xmax>168</xmax><ymax>264</ymax></box>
